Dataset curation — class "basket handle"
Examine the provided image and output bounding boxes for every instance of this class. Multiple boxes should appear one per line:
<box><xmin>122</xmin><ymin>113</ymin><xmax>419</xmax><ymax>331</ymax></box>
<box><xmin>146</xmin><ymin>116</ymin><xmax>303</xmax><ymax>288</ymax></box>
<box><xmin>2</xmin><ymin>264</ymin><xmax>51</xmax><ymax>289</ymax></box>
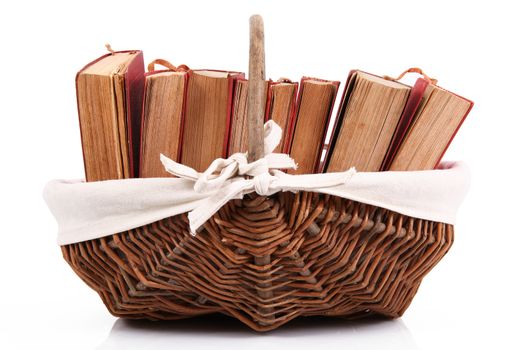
<box><xmin>247</xmin><ymin>15</ymin><xmax>266</xmax><ymax>162</ymax></box>
<box><xmin>247</xmin><ymin>15</ymin><xmax>275</xmax><ymax>324</ymax></box>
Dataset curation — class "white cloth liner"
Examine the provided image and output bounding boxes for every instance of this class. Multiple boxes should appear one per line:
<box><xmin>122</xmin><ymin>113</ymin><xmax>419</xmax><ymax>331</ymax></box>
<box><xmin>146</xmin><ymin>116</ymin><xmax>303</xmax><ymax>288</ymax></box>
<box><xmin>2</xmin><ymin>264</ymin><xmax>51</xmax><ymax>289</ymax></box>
<box><xmin>43</xmin><ymin>120</ymin><xmax>471</xmax><ymax>246</ymax></box>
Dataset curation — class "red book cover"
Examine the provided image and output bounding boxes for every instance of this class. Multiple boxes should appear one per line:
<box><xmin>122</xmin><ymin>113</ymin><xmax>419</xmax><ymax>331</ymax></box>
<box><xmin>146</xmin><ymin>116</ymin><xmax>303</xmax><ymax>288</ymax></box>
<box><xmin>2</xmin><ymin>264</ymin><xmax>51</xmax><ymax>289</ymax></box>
<box><xmin>122</xmin><ymin>51</ymin><xmax>145</xmax><ymax>177</ymax></box>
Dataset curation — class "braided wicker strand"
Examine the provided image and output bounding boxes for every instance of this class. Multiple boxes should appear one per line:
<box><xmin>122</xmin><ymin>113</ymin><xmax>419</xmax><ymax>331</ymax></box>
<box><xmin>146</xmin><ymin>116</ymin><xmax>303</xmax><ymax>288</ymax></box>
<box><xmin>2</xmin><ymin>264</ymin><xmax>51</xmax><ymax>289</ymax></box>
<box><xmin>61</xmin><ymin>192</ymin><xmax>453</xmax><ymax>332</ymax></box>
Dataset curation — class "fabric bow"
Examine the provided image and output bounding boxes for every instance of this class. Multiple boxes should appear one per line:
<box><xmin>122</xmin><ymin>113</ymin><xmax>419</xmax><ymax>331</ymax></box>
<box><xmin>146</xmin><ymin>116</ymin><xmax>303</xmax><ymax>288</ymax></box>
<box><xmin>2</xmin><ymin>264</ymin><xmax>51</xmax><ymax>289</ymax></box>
<box><xmin>160</xmin><ymin>120</ymin><xmax>356</xmax><ymax>235</ymax></box>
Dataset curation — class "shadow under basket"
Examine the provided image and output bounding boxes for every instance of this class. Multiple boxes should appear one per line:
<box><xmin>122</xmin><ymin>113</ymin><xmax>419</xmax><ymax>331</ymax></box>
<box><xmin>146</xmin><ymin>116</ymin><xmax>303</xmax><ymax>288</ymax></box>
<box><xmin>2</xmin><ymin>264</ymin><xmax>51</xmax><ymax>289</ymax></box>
<box><xmin>61</xmin><ymin>191</ymin><xmax>453</xmax><ymax>332</ymax></box>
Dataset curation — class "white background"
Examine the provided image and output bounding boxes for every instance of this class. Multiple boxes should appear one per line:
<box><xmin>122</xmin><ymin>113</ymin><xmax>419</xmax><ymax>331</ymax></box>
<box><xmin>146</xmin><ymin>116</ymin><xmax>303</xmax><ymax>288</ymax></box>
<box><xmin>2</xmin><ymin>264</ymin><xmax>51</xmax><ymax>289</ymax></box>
<box><xmin>1</xmin><ymin>0</ymin><xmax>511</xmax><ymax>349</ymax></box>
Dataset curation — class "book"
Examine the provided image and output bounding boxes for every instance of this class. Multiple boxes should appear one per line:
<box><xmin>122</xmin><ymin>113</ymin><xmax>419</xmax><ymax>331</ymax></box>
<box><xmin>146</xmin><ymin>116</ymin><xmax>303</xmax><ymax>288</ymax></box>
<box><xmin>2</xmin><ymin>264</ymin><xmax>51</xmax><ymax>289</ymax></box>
<box><xmin>180</xmin><ymin>70</ymin><xmax>244</xmax><ymax>171</ymax></box>
<box><xmin>76</xmin><ymin>50</ymin><xmax>145</xmax><ymax>181</ymax></box>
<box><xmin>387</xmin><ymin>84</ymin><xmax>473</xmax><ymax>170</ymax></box>
<box><xmin>228</xmin><ymin>79</ymin><xmax>269</xmax><ymax>154</ymax></box>
<box><xmin>265</xmin><ymin>79</ymin><xmax>298</xmax><ymax>153</ymax></box>
<box><xmin>324</xmin><ymin>70</ymin><xmax>410</xmax><ymax>172</ymax></box>
<box><xmin>380</xmin><ymin>78</ymin><xmax>430</xmax><ymax>170</ymax></box>
<box><xmin>139</xmin><ymin>68</ymin><xmax>188</xmax><ymax>178</ymax></box>
<box><xmin>288</xmin><ymin>77</ymin><xmax>339</xmax><ymax>174</ymax></box>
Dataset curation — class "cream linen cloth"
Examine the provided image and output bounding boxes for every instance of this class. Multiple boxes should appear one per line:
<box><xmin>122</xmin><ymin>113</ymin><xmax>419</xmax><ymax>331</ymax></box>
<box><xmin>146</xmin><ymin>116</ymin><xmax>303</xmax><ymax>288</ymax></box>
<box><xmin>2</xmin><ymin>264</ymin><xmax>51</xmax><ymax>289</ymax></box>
<box><xmin>44</xmin><ymin>121</ymin><xmax>470</xmax><ymax>245</ymax></box>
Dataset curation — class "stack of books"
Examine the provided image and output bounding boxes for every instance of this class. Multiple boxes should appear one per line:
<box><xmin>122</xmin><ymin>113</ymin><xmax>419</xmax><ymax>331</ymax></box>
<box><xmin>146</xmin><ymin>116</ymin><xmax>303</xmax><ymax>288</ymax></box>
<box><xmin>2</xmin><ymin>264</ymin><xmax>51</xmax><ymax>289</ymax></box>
<box><xmin>75</xmin><ymin>50</ymin><xmax>473</xmax><ymax>181</ymax></box>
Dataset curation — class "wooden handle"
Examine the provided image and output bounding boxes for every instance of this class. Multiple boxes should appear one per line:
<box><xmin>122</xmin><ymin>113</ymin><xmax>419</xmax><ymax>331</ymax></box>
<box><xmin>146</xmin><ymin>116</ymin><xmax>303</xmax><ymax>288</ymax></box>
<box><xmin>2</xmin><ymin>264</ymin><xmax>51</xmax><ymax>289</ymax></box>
<box><xmin>247</xmin><ymin>15</ymin><xmax>274</xmax><ymax>325</ymax></box>
<box><xmin>247</xmin><ymin>15</ymin><xmax>266</xmax><ymax>162</ymax></box>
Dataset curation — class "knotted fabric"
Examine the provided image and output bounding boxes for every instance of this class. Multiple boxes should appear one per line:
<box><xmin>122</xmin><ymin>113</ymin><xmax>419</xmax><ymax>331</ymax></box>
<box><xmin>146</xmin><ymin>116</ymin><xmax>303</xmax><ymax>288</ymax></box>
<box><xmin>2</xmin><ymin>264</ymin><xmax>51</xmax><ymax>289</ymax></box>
<box><xmin>159</xmin><ymin>120</ymin><xmax>355</xmax><ymax>234</ymax></box>
<box><xmin>43</xmin><ymin>121</ymin><xmax>471</xmax><ymax>245</ymax></box>
<box><xmin>162</xmin><ymin>121</ymin><xmax>299</xmax><ymax>196</ymax></box>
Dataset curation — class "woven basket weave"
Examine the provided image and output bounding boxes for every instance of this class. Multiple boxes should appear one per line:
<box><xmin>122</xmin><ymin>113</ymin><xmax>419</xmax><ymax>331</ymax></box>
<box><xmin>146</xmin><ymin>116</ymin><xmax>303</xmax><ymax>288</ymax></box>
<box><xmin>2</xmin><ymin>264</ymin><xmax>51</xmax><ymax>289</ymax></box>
<box><xmin>62</xmin><ymin>191</ymin><xmax>452</xmax><ymax>331</ymax></box>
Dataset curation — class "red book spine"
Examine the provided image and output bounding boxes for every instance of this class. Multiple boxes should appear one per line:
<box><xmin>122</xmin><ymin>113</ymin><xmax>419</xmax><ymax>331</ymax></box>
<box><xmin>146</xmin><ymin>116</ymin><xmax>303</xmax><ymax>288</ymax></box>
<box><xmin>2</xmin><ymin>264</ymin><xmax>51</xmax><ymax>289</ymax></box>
<box><xmin>123</xmin><ymin>52</ymin><xmax>145</xmax><ymax>177</ymax></box>
<box><xmin>176</xmin><ymin>73</ymin><xmax>189</xmax><ymax>163</ymax></box>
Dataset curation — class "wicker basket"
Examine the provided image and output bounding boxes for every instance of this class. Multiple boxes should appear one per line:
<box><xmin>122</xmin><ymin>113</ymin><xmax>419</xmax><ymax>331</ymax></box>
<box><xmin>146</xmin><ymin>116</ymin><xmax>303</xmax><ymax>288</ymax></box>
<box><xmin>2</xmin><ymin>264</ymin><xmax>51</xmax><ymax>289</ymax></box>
<box><xmin>57</xmin><ymin>16</ymin><xmax>455</xmax><ymax>332</ymax></box>
<box><xmin>62</xmin><ymin>191</ymin><xmax>452</xmax><ymax>331</ymax></box>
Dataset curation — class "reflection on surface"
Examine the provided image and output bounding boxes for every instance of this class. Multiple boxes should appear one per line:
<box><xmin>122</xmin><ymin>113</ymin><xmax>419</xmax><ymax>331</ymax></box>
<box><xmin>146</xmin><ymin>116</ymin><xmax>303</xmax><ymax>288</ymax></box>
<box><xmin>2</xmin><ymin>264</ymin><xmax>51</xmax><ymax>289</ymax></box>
<box><xmin>97</xmin><ymin>314</ymin><xmax>419</xmax><ymax>350</ymax></box>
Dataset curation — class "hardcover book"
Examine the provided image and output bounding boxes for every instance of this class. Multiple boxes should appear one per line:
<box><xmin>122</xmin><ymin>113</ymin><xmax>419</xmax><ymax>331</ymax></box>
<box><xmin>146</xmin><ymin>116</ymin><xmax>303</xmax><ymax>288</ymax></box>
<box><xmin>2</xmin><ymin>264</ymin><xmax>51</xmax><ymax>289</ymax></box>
<box><xmin>140</xmin><ymin>66</ymin><xmax>188</xmax><ymax>177</ymax></box>
<box><xmin>265</xmin><ymin>79</ymin><xmax>298</xmax><ymax>153</ymax></box>
<box><xmin>180</xmin><ymin>69</ymin><xmax>244</xmax><ymax>171</ymax></box>
<box><xmin>324</xmin><ymin>70</ymin><xmax>410</xmax><ymax>172</ymax></box>
<box><xmin>76</xmin><ymin>50</ymin><xmax>145</xmax><ymax>181</ymax></box>
<box><xmin>288</xmin><ymin>77</ymin><xmax>339</xmax><ymax>174</ymax></box>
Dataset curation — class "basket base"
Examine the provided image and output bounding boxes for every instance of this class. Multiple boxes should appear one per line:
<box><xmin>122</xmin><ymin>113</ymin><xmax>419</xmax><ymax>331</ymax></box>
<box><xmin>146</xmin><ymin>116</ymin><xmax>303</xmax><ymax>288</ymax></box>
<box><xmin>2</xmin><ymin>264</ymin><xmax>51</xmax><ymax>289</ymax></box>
<box><xmin>62</xmin><ymin>192</ymin><xmax>453</xmax><ymax>332</ymax></box>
